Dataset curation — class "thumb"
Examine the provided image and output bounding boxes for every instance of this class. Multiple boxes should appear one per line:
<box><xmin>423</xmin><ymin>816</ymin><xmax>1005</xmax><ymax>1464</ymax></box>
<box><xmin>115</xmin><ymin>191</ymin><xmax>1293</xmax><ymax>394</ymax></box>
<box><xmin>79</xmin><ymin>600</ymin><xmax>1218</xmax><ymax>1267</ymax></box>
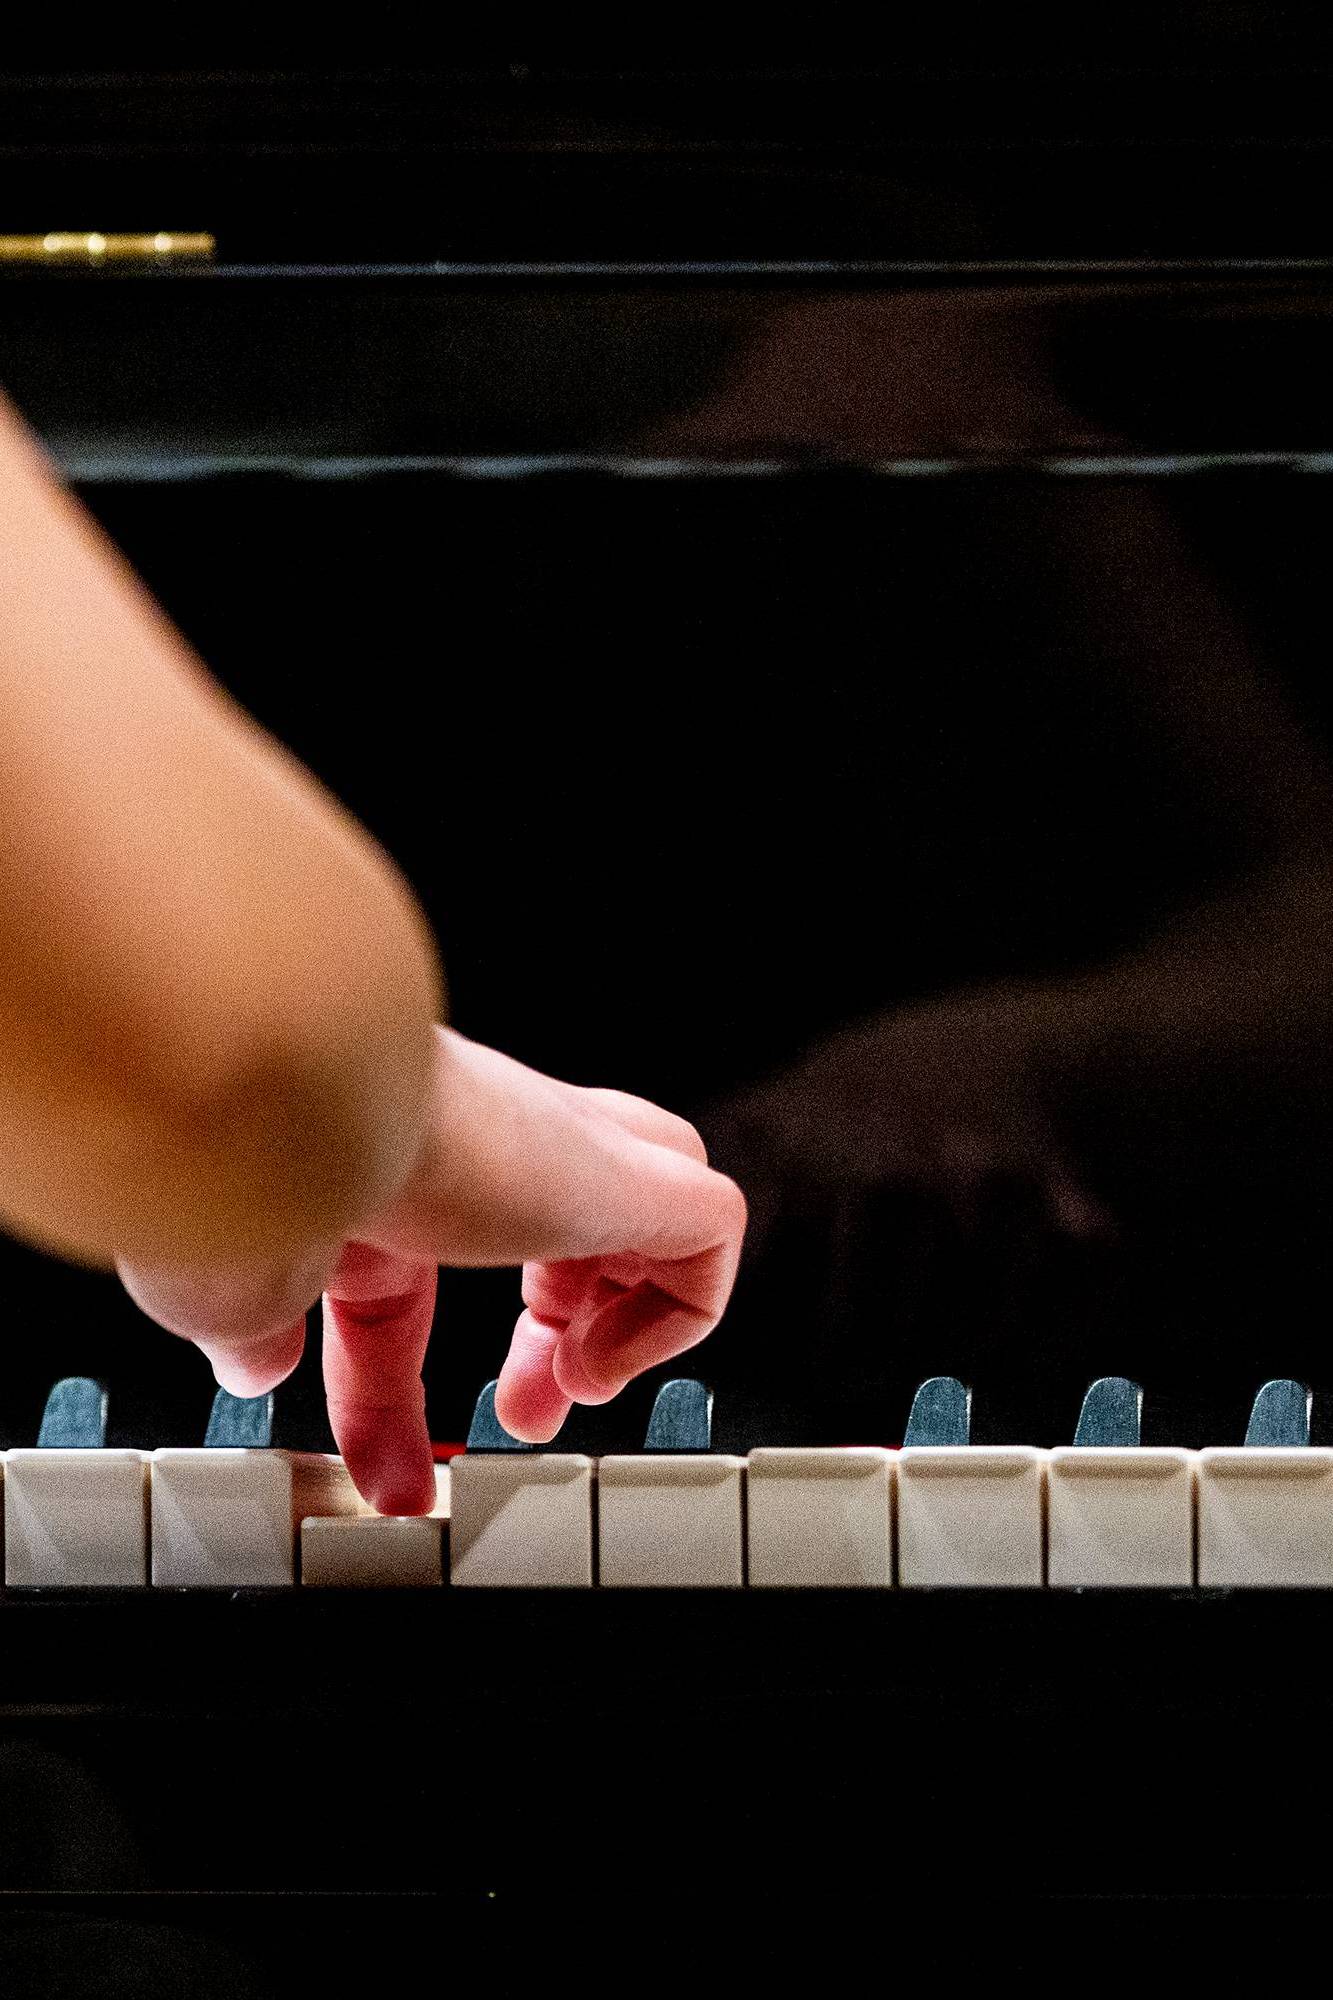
<box><xmin>116</xmin><ymin>1243</ymin><xmax>336</xmax><ymax>1395</ymax></box>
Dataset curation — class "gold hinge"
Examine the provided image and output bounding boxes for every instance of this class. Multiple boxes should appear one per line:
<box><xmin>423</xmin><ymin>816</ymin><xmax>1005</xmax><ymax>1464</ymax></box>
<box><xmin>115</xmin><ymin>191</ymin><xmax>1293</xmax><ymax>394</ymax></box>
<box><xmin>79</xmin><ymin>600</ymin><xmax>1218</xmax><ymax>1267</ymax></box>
<box><xmin>0</xmin><ymin>232</ymin><xmax>215</xmax><ymax>264</ymax></box>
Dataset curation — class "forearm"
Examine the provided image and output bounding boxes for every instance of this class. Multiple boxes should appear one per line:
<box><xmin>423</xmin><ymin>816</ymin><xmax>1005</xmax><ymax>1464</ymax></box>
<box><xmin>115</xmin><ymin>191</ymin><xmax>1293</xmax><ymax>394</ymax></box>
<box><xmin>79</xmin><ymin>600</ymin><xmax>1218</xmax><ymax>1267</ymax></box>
<box><xmin>0</xmin><ymin>394</ymin><xmax>443</xmax><ymax>1267</ymax></box>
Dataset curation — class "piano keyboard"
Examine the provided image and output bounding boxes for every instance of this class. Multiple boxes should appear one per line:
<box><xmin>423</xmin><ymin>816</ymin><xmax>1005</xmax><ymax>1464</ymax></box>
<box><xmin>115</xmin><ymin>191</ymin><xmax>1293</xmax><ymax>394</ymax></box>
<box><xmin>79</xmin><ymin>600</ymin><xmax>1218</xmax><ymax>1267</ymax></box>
<box><xmin>3</xmin><ymin>1370</ymin><xmax>1332</xmax><ymax>1590</ymax></box>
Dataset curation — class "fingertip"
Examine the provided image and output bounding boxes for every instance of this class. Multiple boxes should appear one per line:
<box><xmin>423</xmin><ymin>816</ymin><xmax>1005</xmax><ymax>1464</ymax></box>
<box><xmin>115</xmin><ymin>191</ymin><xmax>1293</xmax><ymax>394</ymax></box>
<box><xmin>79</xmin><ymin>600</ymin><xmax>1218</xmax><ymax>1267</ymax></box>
<box><xmin>551</xmin><ymin>1340</ymin><xmax>621</xmax><ymax>1405</ymax></box>
<box><xmin>495</xmin><ymin>1311</ymin><xmax>573</xmax><ymax>1441</ymax></box>
<box><xmin>494</xmin><ymin>1366</ymin><xmax>573</xmax><ymax>1443</ymax></box>
<box><xmin>494</xmin><ymin>1404</ymin><xmax>566</xmax><ymax>1445</ymax></box>
<box><xmin>199</xmin><ymin>1321</ymin><xmax>306</xmax><ymax>1398</ymax></box>
<box><xmin>330</xmin><ymin>1412</ymin><xmax>436</xmax><ymax>1516</ymax></box>
<box><xmin>361</xmin><ymin>1457</ymin><xmax>437</xmax><ymax>1518</ymax></box>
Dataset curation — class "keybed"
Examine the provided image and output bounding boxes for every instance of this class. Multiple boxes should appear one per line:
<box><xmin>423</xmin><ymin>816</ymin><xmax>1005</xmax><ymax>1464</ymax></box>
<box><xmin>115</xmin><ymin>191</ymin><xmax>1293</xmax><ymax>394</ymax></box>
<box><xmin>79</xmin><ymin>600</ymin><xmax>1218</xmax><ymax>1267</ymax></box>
<box><xmin>1</xmin><ymin>1372</ymin><xmax>1331</xmax><ymax>1590</ymax></box>
<box><xmin>1</xmin><ymin>1441</ymin><xmax>451</xmax><ymax>1590</ymax></box>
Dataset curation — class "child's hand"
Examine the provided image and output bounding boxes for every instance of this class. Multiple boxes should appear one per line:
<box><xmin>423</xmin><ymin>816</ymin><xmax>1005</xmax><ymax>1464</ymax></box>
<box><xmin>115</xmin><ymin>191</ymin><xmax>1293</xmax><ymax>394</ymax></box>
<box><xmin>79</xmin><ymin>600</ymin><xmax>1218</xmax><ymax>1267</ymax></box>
<box><xmin>116</xmin><ymin>1029</ymin><xmax>746</xmax><ymax>1513</ymax></box>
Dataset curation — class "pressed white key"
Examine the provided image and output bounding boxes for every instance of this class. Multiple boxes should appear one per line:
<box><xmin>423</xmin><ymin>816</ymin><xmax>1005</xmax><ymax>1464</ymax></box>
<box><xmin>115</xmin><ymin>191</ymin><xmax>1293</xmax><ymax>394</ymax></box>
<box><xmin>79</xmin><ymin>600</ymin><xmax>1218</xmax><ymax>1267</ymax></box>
<box><xmin>151</xmin><ymin>1448</ymin><xmax>294</xmax><ymax>1587</ymax></box>
<box><xmin>746</xmin><ymin>1447</ymin><xmax>892</xmax><ymax>1588</ymax></box>
<box><xmin>1047</xmin><ymin>1447</ymin><xmax>1195</xmax><ymax>1588</ymax></box>
<box><xmin>1198</xmin><ymin>1447</ymin><xmax>1333</xmax><ymax>1587</ymax></box>
<box><xmin>287</xmin><ymin>1451</ymin><xmax>377</xmax><ymax>1527</ymax></box>
<box><xmin>449</xmin><ymin>1454</ymin><xmax>593</xmax><ymax>1587</ymax></box>
<box><xmin>300</xmin><ymin>1514</ymin><xmax>444</xmax><ymax>1586</ymax></box>
<box><xmin>898</xmin><ymin>1446</ymin><xmax>1045</xmax><ymax>1587</ymax></box>
<box><xmin>597</xmin><ymin>1455</ymin><xmax>745</xmax><ymax>1587</ymax></box>
<box><xmin>4</xmin><ymin>1450</ymin><xmax>147</xmax><ymax>1587</ymax></box>
<box><xmin>286</xmin><ymin>1452</ymin><xmax>449</xmax><ymax>1523</ymax></box>
<box><xmin>296</xmin><ymin>1456</ymin><xmax>448</xmax><ymax>1586</ymax></box>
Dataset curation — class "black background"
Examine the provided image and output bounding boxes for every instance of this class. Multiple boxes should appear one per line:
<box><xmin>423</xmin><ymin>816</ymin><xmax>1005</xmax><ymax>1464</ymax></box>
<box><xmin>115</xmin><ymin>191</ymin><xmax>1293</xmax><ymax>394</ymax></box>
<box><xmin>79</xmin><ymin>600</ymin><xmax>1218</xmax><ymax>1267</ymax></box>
<box><xmin>1</xmin><ymin>464</ymin><xmax>1331</xmax><ymax>1455</ymax></box>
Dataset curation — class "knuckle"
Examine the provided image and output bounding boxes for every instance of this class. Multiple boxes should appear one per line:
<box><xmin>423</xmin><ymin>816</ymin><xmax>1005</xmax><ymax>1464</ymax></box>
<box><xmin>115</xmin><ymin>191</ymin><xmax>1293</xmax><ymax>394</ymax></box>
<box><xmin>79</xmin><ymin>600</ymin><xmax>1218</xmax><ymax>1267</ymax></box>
<box><xmin>587</xmin><ymin>1087</ymin><xmax>708</xmax><ymax>1161</ymax></box>
<box><xmin>675</xmin><ymin>1117</ymin><xmax>709</xmax><ymax>1163</ymax></box>
<box><xmin>331</xmin><ymin>1289</ymin><xmax>423</xmax><ymax>1333</ymax></box>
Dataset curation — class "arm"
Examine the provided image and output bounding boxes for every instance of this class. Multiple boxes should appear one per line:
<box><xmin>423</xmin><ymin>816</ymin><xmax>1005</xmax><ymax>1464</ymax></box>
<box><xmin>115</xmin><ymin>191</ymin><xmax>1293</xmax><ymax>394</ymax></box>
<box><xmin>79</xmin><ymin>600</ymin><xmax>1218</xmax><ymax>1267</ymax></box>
<box><xmin>0</xmin><ymin>395</ymin><xmax>745</xmax><ymax>1500</ymax></box>
<box><xmin>0</xmin><ymin>394</ymin><xmax>443</xmax><ymax>1269</ymax></box>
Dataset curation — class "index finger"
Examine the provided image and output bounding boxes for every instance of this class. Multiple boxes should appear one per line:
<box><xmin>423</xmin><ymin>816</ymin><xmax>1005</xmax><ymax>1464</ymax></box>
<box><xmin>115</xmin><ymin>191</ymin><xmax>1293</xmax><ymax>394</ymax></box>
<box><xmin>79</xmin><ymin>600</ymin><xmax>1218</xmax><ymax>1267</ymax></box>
<box><xmin>565</xmin><ymin>1086</ymin><xmax>709</xmax><ymax>1162</ymax></box>
<box><xmin>321</xmin><ymin>1240</ymin><xmax>438</xmax><ymax>1515</ymax></box>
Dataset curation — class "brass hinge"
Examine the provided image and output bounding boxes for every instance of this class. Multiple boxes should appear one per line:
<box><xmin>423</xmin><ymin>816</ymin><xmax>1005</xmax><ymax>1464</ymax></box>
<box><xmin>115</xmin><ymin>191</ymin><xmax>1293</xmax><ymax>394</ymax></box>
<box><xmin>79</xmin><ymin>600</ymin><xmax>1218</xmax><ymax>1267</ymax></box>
<box><xmin>0</xmin><ymin>232</ymin><xmax>215</xmax><ymax>264</ymax></box>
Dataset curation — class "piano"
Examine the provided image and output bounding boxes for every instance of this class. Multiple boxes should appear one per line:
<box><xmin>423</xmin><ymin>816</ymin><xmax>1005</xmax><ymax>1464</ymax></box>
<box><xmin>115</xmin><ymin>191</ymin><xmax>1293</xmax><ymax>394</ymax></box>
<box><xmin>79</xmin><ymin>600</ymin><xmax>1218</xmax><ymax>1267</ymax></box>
<box><xmin>4</xmin><ymin>47</ymin><xmax>1333</xmax><ymax>1981</ymax></box>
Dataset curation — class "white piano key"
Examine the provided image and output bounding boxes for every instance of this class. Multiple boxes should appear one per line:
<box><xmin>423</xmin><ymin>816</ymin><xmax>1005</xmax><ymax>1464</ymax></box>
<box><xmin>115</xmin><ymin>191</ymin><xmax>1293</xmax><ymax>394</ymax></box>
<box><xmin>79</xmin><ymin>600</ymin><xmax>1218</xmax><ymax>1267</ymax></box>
<box><xmin>746</xmin><ymin>1447</ymin><xmax>892</xmax><ymax>1588</ymax></box>
<box><xmin>449</xmin><ymin>1454</ymin><xmax>593</xmax><ymax>1587</ymax></box>
<box><xmin>286</xmin><ymin>1454</ymin><xmax>451</xmax><ymax>1523</ymax></box>
<box><xmin>1047</xmin><ymin>1447</ymin><xmax>1195</xmax><ymax>1588</ymax></box>
<box><xmin>294</xmin><ymin>1454</ymin><xmax>449</xmax><ymax>1585</ymax></box>
<box><xmin>4</xmin><ymin>1450</ymin><xmax>147</xmax><ymax>1587</ymax></box>
<box><xmin>597</xmin><ymin>1455</ymin><xmax>745</xmax><ymax>1587</ymax></box>
<box><xmin>300</xmin><ymin>1514</ymin><xmax>444</xmax><ymax>1586</ymax></box>
<box><xmin>287</xmin><ymin>1451</ymin><xmax>376</xmax><ymax>1526</ymax></box>
<box><xmin>1198</xmin><ymin>1446</ymin><xmax>1333</xmax><ymax>1587</ymax></box>
<box><xmin>898</xmin><ymin>1445</ymin><xmax>1045</xmax><ymax>1587</ymax></box>
<box><xmin>150</xmin><ymin>1448</ymin><xmax>294</xmax><ymax>1587</ymax></box>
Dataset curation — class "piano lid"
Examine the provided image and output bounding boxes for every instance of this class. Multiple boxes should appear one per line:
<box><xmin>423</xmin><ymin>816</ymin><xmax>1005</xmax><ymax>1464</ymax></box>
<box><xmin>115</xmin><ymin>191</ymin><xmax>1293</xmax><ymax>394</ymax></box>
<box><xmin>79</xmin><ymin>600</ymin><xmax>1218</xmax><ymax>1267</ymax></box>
<box><xmin>5</xmin><ymin>54</ymin><xmax>1333</xmax><ymax>472</ymax></box>
<box><xmin>4</xmin><ymin>47</ymin><xmax>1333</xmax><ymax>266</ymax></box>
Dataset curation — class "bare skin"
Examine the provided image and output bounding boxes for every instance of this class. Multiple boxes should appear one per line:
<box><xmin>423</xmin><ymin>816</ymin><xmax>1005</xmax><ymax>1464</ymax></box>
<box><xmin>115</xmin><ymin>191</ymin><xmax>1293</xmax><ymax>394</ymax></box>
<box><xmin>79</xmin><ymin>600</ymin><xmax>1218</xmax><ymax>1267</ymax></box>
<box><xmin>120</xmin><ymin>1033</ymin><xmax>745</xmax><ymax>1512</ymax></box>
<box><xmin>0</xmin><ymin>395</ymin><xmax>745</xmax><ymax>1509</ymax></box>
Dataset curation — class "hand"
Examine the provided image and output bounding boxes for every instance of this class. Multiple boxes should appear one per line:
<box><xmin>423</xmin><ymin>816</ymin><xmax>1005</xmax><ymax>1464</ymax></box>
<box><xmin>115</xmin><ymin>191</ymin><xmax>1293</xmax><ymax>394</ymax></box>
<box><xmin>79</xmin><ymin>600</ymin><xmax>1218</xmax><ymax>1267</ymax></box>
<box><xmin>116</xmin><ymin>1029</ymin><xmax>746</xmax><ymax>1512</ymax></box>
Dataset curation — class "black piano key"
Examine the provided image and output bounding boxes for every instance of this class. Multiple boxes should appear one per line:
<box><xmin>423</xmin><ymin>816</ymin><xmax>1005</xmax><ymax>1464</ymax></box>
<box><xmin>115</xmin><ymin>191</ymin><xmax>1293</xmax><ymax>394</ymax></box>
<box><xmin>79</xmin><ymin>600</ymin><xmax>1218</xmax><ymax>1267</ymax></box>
<box><xmin>36</xmin><ymin>1376</ymin><xmax>107</xmax><ymax>1448</ymax></box>
<box><xmin>465</xmin><ymin>1380</ymin><xmax>533</xmax><ymax>1451</ymax></box>
<box><xmin>903</xmin><ymin>1376</ymin><xmax>970</xmax><ymax>1447</ymax></box>
<box><xmin>203</xmin><ymin>1387</ymin><xmax>274</xmax><ymax>1448</ymax></box>
<box><xmin>1243</xmin><ymin>1378</ymin><xmax>1311</xmax><ymax>1447</ymax></box>
<box><xmin>1072</xmin><ymin>1376</ymin><xmax>1142</xmax><ymax>1447</ymax></box>
<box><xmin>644</xmin><ymin>1378</ymin><xmax>713</xmax><ymax>1451</ymax></box>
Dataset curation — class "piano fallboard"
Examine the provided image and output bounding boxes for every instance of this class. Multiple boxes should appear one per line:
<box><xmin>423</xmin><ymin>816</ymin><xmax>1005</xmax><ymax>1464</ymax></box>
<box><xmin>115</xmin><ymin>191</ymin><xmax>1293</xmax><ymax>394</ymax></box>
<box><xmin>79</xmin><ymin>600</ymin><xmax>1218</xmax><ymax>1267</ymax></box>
<box><xmin>0</xmin><ymin>1580</ymin><xmax>1325</xmax><ymax>1706</ymax></box>
<box><xmin>0</xmin><ymin>1587</ymin><xmax>1324</xmax><ymax>1943</ymax></box>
